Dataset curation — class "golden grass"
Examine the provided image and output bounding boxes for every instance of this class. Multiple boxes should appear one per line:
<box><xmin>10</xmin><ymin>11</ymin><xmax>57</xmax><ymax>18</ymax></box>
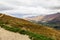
<box><xmin>0</xmin><ymin>13</ymin><xmax>60</xmax><ymax>40</ymax></box>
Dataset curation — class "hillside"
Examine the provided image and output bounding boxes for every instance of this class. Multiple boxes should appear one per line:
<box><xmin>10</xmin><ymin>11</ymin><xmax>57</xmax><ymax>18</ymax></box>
<box><xmin>0</xmin><ymin>13</ymin><xmax>60</xmax><ymax>40</ymax></box>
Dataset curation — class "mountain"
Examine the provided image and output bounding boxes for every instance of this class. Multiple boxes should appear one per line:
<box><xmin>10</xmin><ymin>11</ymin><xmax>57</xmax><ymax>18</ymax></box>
<box><xmin>24</xmin><ymin>13</ymin><xmax>60</xmax><ymax>22</ymax></box>
<box><xmin>0</xmin><ymin>13</ymin><xmax>60</xmax><ymax>40</ymax></box>
<box><xmin>41</xmin><ymin>13</ymin><xmax>60</xmax><ymax>23</ymax></box>
<box><xmin>24</xmin><ymin>13</ymin><xmax>60</xmax><ymax>29</ymax></box>
<box><xmin>24</xmin><ymin>15</ymin><xmax>45</xmax><ymax>22</ymax></box>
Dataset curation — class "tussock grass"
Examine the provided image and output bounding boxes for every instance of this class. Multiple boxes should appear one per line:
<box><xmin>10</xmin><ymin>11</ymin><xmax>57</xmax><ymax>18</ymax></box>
<box><xmin>0</xmin><ymin>24</ymin><xmax>53</xmax><ymax>40</ymax></box>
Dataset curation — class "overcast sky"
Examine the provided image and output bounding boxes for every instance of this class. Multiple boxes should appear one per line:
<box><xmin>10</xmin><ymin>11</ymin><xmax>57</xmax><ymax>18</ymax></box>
<box><xmin>0</xmin><ymin>0</ymin><xmax>60</xmax><ymax>18</ymax></box>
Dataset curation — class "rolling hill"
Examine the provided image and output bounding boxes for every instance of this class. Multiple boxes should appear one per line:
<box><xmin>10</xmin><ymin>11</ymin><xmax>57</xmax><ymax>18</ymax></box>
<box><xmin>0</xmin><ymin>13</ymin><xmax>60</xmax><ymax>40</ymax></box>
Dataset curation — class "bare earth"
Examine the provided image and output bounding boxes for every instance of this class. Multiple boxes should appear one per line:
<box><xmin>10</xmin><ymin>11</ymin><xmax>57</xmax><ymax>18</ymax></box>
<box><xmin>0</xmin><ymin>27</ymin><xmax>30</xmax><ymax>40</ymax></box>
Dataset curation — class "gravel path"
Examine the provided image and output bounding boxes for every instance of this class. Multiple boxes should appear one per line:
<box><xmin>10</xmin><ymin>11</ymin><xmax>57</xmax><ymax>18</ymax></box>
<box><xmin>0</xmin><ymin>27</ymin><xmax>30</xmax><ymax>40</ymax></box>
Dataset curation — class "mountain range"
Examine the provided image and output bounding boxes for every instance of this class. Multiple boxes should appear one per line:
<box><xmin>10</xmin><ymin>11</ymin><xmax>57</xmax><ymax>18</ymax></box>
<box><xmin>24</xmin><ymin>13</ymin><xmax>60</xmax><ymax>29</ymax></box>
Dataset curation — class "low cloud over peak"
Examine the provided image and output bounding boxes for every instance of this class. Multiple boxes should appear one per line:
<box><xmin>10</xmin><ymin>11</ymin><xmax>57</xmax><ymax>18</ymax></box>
<box><xmin>0</xmin><ymin>0</ymin><xmax>60</xmax><ymax>18</ymax></box>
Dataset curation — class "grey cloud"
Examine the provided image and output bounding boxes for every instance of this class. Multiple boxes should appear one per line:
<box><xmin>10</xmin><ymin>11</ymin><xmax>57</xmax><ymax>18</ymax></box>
<box><xmin>0</xmin><ymin>0</ymin><xmax>60</xmax><ymax>17</ymax></box>
<box><xmin>8</xmin><ymin>13</ymin><xmax>37</xmax><ymax>18</ymax></box>
<box><xmin>50</xmin><ymin>6</ymin><xmax>60</xmax><ymax>9</ymax></box>
<box><xmin>39</xmin><ymin>0</ymin><xmax>60</xmax><ymax>10</ymax></box>
<box><xmin>9</xmin><ymin>0</ymin><xmax>60</xmax><ymax>10</ymax></box>
<box><xmin>0</xmin><ymin>4</ymin><xmax>14</xmax><ymax>11</ymax></box>
<box><xmin>1</xmin><ymin>0</ymin><xmax>60</xmax><ymax>9</ymax></box>
<box><xmin>41</xmin><ymin>6</ymin><xmax>60</xmax><ymax>10</ymax></box>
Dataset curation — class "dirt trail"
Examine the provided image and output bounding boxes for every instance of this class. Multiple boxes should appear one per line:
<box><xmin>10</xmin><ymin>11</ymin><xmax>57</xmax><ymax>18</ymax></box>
<box><xmin>0</xmin><ymin>14</ymin><xmax>4</xmax><ymax>18</ymax></box>
<box><xmin>0</xmin><ymin>27</ymin><xmax>30</xmax><ymax>40</ymax></box>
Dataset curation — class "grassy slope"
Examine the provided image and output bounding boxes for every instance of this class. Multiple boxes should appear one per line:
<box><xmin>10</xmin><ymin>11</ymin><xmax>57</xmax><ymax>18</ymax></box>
<box><xmin>0</xmin><ymin>24</ymin><xmax>53</xmax><ymax>40</ymax></box>
<box><xmin>0</xmin><ymin>14</ymin><xmax>60</xmax><ymax>40</ymax></box>
<box><xmin>0</xmin><ymin>27</ymin><xmax>30</xmax><ymax>40</ymax></box>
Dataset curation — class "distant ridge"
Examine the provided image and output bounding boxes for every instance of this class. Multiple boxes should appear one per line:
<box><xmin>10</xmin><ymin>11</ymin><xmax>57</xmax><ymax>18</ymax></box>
<box><xmin>24</xmin><ymin>13</ymin><xmax>60</xmax><ymax>31</ymax></box>
<box><xmin>24</xmin><ymin>13</ymin><xmax>60</xmax><ymax>22</ymax></box>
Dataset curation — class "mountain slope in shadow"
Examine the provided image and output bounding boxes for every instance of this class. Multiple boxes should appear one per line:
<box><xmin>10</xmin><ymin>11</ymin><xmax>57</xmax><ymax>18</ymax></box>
<box><xmin>24</xmin><ymin>13</ymin><xmax>60</xmax><ymax>29</ymax></box>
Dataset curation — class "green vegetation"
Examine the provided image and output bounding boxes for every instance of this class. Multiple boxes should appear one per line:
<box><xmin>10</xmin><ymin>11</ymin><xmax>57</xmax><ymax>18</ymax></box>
<box><xmin>0</xmin><ymin>14</ymin><xmax>58</xmax><ymax>40</ymax></box>
<box><xmin>37</xmin><ymin>22</ymin><xmax>60</xmax><ymax>30</ymax></box>
<box><xmin>0</xmin><ymin>22</ymin><xmax>53</xmax><ymax>40</ymax></box>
